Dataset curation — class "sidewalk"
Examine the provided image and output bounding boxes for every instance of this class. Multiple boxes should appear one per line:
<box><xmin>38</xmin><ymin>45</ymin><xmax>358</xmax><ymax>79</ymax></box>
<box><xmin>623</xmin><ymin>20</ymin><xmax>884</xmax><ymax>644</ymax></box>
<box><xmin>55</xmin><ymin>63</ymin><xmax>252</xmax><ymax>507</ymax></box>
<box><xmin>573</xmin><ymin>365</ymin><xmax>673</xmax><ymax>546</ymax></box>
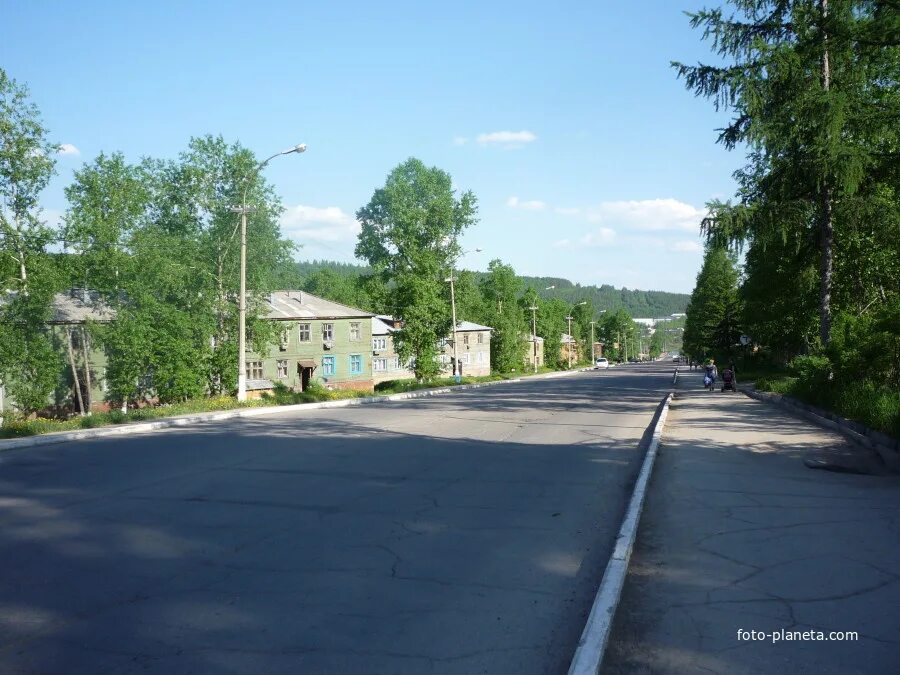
<box><xmin>602</xmin><ymin>374</ymin><xmax>900</xmax><ymax>674</ymax></box>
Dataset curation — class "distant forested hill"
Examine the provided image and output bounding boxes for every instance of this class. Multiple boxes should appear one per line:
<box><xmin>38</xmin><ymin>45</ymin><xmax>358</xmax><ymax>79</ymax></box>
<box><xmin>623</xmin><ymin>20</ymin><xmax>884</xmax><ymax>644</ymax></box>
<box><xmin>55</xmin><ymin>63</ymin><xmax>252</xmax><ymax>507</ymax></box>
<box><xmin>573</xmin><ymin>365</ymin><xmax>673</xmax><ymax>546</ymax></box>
<box><xmin>293</xmin><ymin>260</ymin><xmax>688</xmax><ymax>317</ymax></box>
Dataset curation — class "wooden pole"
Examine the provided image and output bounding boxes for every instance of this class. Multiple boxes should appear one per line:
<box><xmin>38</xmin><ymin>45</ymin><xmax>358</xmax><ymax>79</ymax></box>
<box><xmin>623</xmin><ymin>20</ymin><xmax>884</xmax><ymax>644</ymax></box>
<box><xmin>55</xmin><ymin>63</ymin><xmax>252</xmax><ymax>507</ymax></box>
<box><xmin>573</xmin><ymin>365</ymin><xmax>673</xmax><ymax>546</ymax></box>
<box><xmin>66</xmin><ymin>327</ymin><xmax>85</xmax><ymax>416</ymax></box>
<box><xmin>80</xmin><ymin>326</ymin><xmax>93</xmax><ymax>414</ymax></box>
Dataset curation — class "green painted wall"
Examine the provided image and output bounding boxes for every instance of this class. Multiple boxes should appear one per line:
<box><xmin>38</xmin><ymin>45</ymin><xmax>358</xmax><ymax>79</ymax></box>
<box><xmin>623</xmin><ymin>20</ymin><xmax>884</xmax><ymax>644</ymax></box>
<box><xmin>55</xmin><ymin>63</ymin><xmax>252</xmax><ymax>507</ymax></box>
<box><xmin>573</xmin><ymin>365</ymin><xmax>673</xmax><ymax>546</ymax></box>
<box><xmin>250</xmin><ymin>318</ymin><xmax>374</xmax><ymax>389</ymax></box>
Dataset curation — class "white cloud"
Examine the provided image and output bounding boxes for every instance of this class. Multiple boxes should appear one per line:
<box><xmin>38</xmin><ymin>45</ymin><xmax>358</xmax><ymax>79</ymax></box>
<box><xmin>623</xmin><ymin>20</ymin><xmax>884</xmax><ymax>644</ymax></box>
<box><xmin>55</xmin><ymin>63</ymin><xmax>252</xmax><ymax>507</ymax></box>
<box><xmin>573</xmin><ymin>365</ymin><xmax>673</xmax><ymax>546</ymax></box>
<box><xmin>554</xmin><ymin>207</ymin><xmax>581</xmax><ymax>216</ymax></box>
<box><xmin>506</xmin><ymin>196</ymin><xmax>546</xmax><ymax>211</ymax></box>
<box><xmin>58</xmin><ymin>143</ymin><xmax>80</xmax><ymax>156</ymax></box>
<box><xmin>476</xmin><ymin>130</ymin><xmax>537</xmax><ymax>147</ymax></box>
<box><xmin>452</xmin><ymin>136</ymin><xmax>468</xmax><ymax>146</ymax></box>
<box><xmin>280</xmin><ymin>205</ymin><xmax>361</xmax><ymax>243</ymax></box>
<box><xmin>584</xmin><ymin>198</ymin><xmax>705</xmax><ymax>232</ymax></box>
<box><xmin>554</xmin><ymin>228</ymin><xmax>616</xmax><ymax>248</ymax></box>
<box><xmin>670</xmin><ymin>240</ymin><xmax>703</xmax><ymax>253</ymax></box>
<box><xmin>580</xmin><ymin>228</ymin><xmax>617</xmax><ymax>247</ymax></box>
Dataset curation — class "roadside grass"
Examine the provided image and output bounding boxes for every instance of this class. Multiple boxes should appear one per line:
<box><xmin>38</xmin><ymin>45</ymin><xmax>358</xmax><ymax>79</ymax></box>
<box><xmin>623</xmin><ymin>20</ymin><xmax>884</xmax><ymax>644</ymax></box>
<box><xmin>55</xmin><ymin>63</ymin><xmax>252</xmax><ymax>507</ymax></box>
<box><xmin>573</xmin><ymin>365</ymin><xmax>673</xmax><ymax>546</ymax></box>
<box><xmin>0</xmin><ymin>364</ymin><xmax>584</xmax><ymax>440</ymax></box>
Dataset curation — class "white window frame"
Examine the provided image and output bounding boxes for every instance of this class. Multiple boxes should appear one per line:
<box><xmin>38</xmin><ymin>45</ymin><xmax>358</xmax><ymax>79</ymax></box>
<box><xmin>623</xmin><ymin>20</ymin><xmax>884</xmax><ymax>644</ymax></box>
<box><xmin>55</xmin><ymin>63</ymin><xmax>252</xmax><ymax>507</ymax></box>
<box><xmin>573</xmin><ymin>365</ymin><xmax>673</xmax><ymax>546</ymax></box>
<box><xmin>276</xmin><ymin>359</ymin><xmax>288</xmax><ymax>378</ymax></box>
<box><xmin>322</xmin><ymin>323</ymin><xmax>334</xmax><ymax>341</ymax></box>
<box><xmin>298</xmin><ymin>323</ymin><xmax>311</xmax><ymax>342</ymax></box>
<box><xmin>373</xmin><ymin>357</ymin><xmax>387</xmax><ymax>372</ymax></box>
<box><xmin>246</xmin><ymin>360</ymin><xmax>264</xmax><ymax>380</ymax></box>
<box><xmin>350</xmin><ymin>322</ymin><xmax>361</xmax><ymax>341</ymax></box>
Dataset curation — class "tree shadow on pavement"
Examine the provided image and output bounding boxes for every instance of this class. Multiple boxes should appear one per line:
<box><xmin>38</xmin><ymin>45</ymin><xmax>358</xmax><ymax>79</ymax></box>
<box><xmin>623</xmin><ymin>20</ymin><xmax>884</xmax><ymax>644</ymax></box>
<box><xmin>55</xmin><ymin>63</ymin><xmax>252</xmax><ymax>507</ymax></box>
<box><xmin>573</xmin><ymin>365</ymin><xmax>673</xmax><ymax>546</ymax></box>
<box><xmin>0</xmin><ymin>371</ymin><xmax>672</xmax><ymax>675</ymax></box>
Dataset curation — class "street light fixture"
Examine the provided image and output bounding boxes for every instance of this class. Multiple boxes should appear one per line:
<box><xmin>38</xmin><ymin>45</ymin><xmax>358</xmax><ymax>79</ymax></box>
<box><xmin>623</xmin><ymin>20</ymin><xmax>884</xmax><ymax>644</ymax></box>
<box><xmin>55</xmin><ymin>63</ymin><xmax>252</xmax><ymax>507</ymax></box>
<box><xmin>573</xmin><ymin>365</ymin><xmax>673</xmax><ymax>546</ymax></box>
<box><xmin>234</xmin><ymin>143</ymin><xmax>307</xmax><ymax>402</ymax></box>
<box><xmin>566</xmin><ymin>301</ymin><xmax>587</xmax><ymax>368</ymax></box>
<box><xmin>444</xmin><ymin>246</ymin><xmax>483</xmax><ymax>382</ymax></box>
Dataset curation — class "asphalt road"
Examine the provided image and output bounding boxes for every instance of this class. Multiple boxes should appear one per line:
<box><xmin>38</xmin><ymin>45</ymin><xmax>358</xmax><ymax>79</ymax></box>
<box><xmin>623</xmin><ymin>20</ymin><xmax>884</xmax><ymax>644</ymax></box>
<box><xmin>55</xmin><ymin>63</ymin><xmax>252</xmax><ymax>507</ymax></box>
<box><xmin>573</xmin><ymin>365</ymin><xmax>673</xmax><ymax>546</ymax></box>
<box><xmin>0</xmin><ymin>365</ymin><xmax>673</xmax><ymax>674</ymax></box>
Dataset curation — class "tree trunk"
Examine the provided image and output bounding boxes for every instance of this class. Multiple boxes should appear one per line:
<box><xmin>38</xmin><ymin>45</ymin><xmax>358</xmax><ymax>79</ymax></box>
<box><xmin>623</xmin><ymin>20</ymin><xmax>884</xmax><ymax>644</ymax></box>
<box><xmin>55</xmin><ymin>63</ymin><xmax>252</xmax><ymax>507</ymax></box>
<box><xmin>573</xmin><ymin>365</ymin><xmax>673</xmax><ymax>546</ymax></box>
<box><xmin>819</xmin><ymin>0</ymin><xmax>833</xmax><ymax>347</ymax></box>
<box><xmin>66</xmin><ymin>328</ymin><xmax>86</xmax><ymax>416</ymax></box>
<box><xmin>80</xmin><ymin>327</ymin><xmax>93</xmax><ymax>414</ymax></box>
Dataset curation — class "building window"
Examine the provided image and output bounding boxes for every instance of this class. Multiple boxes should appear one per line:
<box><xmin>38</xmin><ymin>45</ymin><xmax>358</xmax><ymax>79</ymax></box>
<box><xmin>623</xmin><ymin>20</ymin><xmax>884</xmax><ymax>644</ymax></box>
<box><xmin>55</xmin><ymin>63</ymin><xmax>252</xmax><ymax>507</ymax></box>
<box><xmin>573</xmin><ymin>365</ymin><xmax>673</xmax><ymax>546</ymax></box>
<box><xmin>350</xmin><ymin>354</ymin><xmax>362</xmax><ymax>374</ymax></box>
<box><xmin>298</xmin><ymin>323</ymin><xmax>311</xmax><ymax>342</ymax></box>
<box><xmin>463</xmin><ymin>333</ymin><xmax>470</xmax><ymax>346</ymax></box>
<box><xmin>276</xmin><ymin>359</ymin><xmax>288</xmax><ymax>378</ymax></box>
<box><xmin>279</xmin><ymin>329</ymin><xmax>289</xmax><ymax>351</ymax></box>
<box><xmin>477</xmin><ymin>332</ymin><xmax>484</xmax><ymax>344</ymax></box>
<box><xmin>322</xmin><ymin>323</ymin><xmax>334</xmax><ymax>341</ymax></box>
<box><xmin>373</xmin><ymin>357</ymin><xmax>387</xmax><ymax>372</ymax></box>
<box><xmin>350</xmin><ymin>322</ymin><xmax>361</xmax><ymax>341</ymax></box>
<box><xmin>392</xmin><ymin>357</ymin><xmax>401</xmax><ymax>370</ymax></box>
<box><xmin>322</xmin><ymin>356</ymin><xmax>335</xmax><ymax>376</ymax></box>
<box><xmin>246</xmin><ymin>360</ymin><xmax>263</xmax><ymax>380</ymax></box>
<box><xmin>439</xmin><ymin>354</ymin><xmax>450</xmax><ymax>365</ymax></box>
<box><xmin>462</xmin><ymin>353</ymin><xmax>471</xmax><ymax>364</ymax></box>
<box><xmin>438</xmin><ymin>337</ymin><xmax>448</xmax><ymax>348</ymax></box>
<box><xmin>373</xmin><ymin>336</ymin><xmax>387</xmax><ymax>351</ymax></box>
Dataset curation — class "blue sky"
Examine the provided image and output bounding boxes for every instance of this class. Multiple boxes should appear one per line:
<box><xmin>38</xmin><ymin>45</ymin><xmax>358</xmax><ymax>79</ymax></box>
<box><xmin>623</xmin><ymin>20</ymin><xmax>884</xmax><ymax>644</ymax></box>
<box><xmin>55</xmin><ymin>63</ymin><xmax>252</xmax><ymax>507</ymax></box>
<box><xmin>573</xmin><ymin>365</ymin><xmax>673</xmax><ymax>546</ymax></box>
<box><xmin>3</xmin><ymin>0</ymin><xmax>742</xmax><ymax>294</ymax></box>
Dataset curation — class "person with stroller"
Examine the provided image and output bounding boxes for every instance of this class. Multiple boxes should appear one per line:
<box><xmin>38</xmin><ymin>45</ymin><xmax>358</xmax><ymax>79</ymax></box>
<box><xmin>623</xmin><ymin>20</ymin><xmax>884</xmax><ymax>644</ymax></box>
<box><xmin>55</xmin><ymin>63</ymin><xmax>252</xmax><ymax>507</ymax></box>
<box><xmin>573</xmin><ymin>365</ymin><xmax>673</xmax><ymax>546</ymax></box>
<box><xmin>704</xmin><ymin>359</ymin><xmax>718</xmax><ymax>391</ymax></box>
<box><xmin>721</xmin><ymin>365</ymin><xmax>736</xmax><ymax>392</ymax></box>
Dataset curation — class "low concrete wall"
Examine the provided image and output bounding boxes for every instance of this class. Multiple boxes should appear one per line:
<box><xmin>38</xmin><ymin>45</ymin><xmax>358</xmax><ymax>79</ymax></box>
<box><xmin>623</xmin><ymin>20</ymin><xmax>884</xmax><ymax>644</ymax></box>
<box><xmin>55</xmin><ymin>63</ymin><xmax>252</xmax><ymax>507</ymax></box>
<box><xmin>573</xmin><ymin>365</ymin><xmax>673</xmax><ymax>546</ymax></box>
<box><xmin>743</xmin><ymin>387</ymin><xmax>899</xmax><ymax>473</ymax></box>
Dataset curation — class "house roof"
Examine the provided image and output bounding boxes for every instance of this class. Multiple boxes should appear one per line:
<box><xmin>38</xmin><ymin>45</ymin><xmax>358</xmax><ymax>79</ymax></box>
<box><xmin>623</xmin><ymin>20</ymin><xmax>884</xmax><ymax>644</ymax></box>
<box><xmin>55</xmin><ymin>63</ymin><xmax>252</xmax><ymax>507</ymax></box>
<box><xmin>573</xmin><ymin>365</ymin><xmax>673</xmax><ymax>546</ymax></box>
<box><xmin>456</xmin><ymin>320</ymin><xmax>492</xmax><ymax>332</ymax></box>
<box><xmin>561</xmin><ymin>333</ymin><xmax>577</xmax><ymax>344</ymax></box>
<box><xmin>1</xmin><ymin>289</ymin><xmax>117</xmax><ymax>324</ymax></box>
<box><xmin>263</xmin><ymin>290</ymin><xmax>373</xmax><ymax>320</ymax></box>
<box><xmin>372</xmin><ymin>316</ymin><xmax>395</xmax><ymax>335</ymax></box>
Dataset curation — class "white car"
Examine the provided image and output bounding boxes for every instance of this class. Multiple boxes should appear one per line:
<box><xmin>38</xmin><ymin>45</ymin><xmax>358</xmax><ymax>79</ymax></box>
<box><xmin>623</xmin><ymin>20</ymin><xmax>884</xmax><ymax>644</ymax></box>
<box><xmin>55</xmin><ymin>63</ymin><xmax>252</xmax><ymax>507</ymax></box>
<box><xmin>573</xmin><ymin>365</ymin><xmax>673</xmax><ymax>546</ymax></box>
<box><xmin>594</xmin><ymin>358</ymin><xmax>609</xmax><ymax>370</ymax></box>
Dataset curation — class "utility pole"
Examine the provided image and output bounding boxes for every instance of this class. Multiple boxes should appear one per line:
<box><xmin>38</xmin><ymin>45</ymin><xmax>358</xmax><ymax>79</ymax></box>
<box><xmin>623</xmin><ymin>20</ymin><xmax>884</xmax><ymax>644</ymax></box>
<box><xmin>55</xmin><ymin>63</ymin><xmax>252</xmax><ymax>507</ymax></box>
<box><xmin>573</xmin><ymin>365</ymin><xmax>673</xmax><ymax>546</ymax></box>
<box><xmin>590</xmin><ymin>321</ymin><xmax>596</xmax><ymax>362</ymax></box>
<box><xmin>232</xmin><ymin>143</ymin><xmax>306</xmax><ymax>402</ymax></box>
<box><xmin>530</xmin><ymin>305</ymin><xmax>539</xmax><ymax>374</ymax></box>
<box><xmin>566</xmin><ymin>315</ymin><xmax>574</xmax><ymax>368</ymax></box>
<box><xmin>446</xmin><ymin>275</ymin><xmax>460</xmax><ymax>382</ymax></box>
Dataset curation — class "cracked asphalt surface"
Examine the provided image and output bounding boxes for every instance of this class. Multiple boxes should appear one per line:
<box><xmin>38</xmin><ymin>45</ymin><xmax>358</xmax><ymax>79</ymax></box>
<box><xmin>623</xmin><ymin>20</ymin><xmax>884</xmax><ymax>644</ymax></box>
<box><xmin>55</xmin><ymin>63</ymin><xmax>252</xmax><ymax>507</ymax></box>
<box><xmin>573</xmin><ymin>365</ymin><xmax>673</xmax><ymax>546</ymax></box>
<box><xmin>603</xmin><ymin>376</ymin><xmax>900</xmax><ymax>674</ymax></box>
<box><xmin>0</xmin><ymin>366</ymin><xmax>672</xmax><ymax>674</ymax></box>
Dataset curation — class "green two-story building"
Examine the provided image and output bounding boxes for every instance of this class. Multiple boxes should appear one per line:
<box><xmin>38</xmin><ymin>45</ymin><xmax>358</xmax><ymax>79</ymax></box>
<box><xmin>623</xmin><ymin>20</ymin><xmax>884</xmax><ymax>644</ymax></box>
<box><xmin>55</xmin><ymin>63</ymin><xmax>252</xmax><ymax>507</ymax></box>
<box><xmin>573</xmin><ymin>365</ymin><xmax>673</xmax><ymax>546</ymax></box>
<box><xmin>247</xmin><ymin>290</ymin><xmax>375</xmax><ymax>394</ymax></box>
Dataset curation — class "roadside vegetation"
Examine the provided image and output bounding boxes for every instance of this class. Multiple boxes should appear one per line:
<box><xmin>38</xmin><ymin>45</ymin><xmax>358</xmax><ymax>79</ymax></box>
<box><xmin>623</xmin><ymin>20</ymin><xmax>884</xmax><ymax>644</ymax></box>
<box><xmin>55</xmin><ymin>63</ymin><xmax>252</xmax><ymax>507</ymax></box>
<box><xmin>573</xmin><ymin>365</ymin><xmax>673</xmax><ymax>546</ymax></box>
<box><xmin>678</xmin><ymin>1</ymin><xmax>899</xmax><ymax>439</ymax></box>
<box><xmin>0</xmin><ymin>65</ymin><xmax>649</xmax><ymax>433</ymax></box>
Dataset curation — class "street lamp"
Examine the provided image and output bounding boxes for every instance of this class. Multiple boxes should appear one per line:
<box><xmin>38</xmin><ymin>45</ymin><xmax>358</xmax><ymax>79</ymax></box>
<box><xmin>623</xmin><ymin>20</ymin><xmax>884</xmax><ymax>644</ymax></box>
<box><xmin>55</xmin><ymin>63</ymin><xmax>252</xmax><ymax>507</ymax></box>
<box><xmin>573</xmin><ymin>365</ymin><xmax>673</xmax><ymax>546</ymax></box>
<box><xmin>444</xmin><ymin>246</ymin><xmax>483</xmax><ymax>382</ymax></box>
<box><xmin>526</xmin><ymin>286</ymin><xmax>555</xmax><ymax>375</ymax></box>
<box><xmin>233</xmin><ymin>143</ymin><xmax>307</xmax><ymax>402</ymax></box>
<box><xmin>444</xmin><ymin>274</ymin><xmax>460</xmax><ymax>382</ymax></box>
<box><xmin>566</xmin><ymin>301</ymin><xmax>587</xmax><ymax>368</ymax></box>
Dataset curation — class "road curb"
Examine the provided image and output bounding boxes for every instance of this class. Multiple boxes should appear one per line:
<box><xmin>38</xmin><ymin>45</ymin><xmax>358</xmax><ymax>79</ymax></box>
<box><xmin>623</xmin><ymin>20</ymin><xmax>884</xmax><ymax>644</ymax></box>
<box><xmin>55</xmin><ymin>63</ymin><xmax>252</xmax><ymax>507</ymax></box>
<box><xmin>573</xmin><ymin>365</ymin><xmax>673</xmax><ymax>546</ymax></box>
<box><xmin>0</xmin><ymin>367</ymin><xmax>592</xmax><ymax>453</ymax></box>
<box><xmin>742</xmin><ymin>387</ymin><xmax>899</xmax><ymax>473</ymax></box>
<box><xmin>568</xmin><ymin>391</ymin><xmax>674</xmax><ymax>675</ymax></box>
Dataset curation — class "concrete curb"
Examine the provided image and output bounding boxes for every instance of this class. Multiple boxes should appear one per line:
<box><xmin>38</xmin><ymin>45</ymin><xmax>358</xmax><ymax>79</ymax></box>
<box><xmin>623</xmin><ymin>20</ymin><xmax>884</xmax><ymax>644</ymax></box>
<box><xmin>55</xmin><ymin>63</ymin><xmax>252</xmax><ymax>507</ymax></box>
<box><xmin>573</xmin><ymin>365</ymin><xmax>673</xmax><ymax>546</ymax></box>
<box><xmin>742</xmin><ymin>387</ymin><xmax>899</xmax><ymax>473</ymax></box>
<box><xmin>568</xmin><ymin>391</ymin><xmax>674</xmax><ymax>675</ymax></box>
<box><xmin>0</xmin><ymin>367</ymin><xmax>592</xmax><ymax>453</ymax></box>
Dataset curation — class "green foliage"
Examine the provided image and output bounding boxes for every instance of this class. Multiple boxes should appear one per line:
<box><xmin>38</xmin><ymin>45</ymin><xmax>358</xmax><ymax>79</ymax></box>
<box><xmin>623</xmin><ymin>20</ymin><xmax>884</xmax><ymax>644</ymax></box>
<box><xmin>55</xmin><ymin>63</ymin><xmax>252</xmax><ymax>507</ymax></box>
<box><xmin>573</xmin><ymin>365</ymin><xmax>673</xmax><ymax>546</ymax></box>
<box><xmin>479</xmin><ymin>260</ymin><xmax>526</xmax><ymax>372</ymax></box>
<box><xmin>596</xmin><ymin>308</ymin><xmax>637</xmax><ymax>362</ymax></box>
<box><xmin>678</xmin><ymin>1</ymin><xmax>899</xmax><ymax>437</ymax></box>
<box><xmin>675</xmin><ymin>1</ymin><xmax>899</xmax><ymax>346</ymax></box>
<box><xmin>355</xmin><ymin>158</ymin><xmax>477</xmax><ymax>379</ymax></box>
<box><xmin>683</xmin><ymin>245</ymin><xmax>741</xmax><ymax>361</ymax></box>
<box><xmin>0</xmin><ymin>68</ymin><xmax>57</xmax><ymax>293</ymax></box>
<box><xmin>292</xmin><ymin>260</ymin><xmax>690</xmax><ymax>317</ymax></box>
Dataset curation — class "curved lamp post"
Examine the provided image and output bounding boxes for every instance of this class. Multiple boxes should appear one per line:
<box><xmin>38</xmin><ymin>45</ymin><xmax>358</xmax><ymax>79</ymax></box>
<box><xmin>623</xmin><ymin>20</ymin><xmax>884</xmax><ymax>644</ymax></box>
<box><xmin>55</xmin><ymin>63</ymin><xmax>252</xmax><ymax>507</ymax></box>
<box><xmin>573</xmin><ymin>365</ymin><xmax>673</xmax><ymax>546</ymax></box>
<box><xmin>233</xmin><ymin>144</ymin><xmax>306</xmax><ymax>402</ymax></box>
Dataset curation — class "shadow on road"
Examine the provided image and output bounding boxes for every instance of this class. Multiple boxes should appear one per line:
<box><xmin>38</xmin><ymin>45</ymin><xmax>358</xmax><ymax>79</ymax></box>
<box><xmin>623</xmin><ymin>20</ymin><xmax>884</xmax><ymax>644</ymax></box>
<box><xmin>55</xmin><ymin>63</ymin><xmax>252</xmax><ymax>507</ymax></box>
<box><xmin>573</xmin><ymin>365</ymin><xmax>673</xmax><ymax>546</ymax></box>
<box><xmin>0</xmin><ymin>368</ymin><xmax>672</xmax><ymax>674</ymax></box>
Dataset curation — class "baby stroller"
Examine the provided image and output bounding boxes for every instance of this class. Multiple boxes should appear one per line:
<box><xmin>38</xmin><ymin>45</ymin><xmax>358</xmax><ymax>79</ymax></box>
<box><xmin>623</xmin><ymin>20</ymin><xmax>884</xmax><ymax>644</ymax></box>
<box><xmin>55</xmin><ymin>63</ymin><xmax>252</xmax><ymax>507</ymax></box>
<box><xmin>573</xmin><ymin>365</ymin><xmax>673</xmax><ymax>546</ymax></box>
<box><xmin>721</xmin><ymin>369</ymin><xmax>736</xmax><ymax>392</ymax></box>
<box><xmin>703</xmin><ymin>373</ymin><xmax>715</xmax><ymax>391</ymax></box>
